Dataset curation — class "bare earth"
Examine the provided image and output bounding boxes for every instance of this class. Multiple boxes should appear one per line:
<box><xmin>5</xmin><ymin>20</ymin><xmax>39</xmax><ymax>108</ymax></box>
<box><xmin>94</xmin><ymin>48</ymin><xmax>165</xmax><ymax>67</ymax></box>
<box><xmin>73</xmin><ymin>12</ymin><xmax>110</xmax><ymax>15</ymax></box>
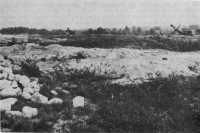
<box><xmin>1</xmin><ymin>44</ymin><xmax>200</xmax><ymax>85</ymax></box>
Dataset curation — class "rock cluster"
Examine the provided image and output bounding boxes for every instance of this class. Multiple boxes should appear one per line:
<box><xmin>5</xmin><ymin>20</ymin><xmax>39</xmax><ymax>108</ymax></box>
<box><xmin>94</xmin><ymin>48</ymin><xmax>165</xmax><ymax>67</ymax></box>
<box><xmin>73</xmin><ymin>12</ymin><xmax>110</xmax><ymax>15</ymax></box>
<box><xmin>0</xmin><ymin>64</ymin><xmax>63</xmax><ymax>118</ymax></box>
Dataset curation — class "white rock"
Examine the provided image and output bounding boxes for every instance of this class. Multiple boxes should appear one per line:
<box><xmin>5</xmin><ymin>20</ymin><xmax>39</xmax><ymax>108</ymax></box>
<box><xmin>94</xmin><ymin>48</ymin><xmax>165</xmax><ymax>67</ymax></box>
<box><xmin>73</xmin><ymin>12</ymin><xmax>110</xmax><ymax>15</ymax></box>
<box><xmin>3</xmin><ymin>67</ymin><xmax>12</xmax><ymax>74</ymax></box>
<box><xmin>0</xmin><ymin>80</ymin><xmax>12</xmax><ymax>90</ymax></box>
<box><xmin>55</xmin><ymin>86</ymin><xmax>62</xmax><ymax>90</ymax></box>
<box><xmin>30</xmin><ymin>80</ymin><xmax>40</xmax><ymax>93</ymax></box>
<box><xmin>48</xmin><ymin>98</ymin><xmax>63</xmax><ymax>104</ymax></box>
<box><xmin>15</xmin><ymin>74</ymin><xmax>30</xmax><ymax>88</ymax></box>
<box><xmin>0</xmin><ymin>72</ymin><xmax>8</xmax><ymax>79</ymax></box>
<box><xmin>0</xmin><ymin>87</ymin><xmax>21</xmax><ymax>97</ymax></box>
<box><xmin>62</xmin><ymin>90</ymin><xmax>70</xmax><ymax>95</ymax></box>
<box><xmin>22</xmin><ymin>92</ymin><xmax>32</xmax><ymax>99</ymax></box>
<box><xmin>51</xmin><ymin>90</ymin><xmax>58</xmax><ymax>95</ymax></box>
<box><xmin>11</xmin><ymin>81</ymin><xmax>18</xmax><ymax>88</ymax></box>
<box><xmin>0</xmin><ymin>98</ymin><xmax>18</xmax><ymax>111</ymax></box>
<box><xmin>7</xmin><ymin>73</ymin><xmax>15</xmax><ymax>80</ymax></box>
<box><xmin>72</xmin><ymin>96</ymin><xmax>85</xmax><ymax>108</ymax></box>
<box><xmin>5</xmin><ymin>110</ymin><xmax>23</xmax><ymax>117</ymax></box>
<box><xmin>23</xmin><ymin>87</ymin><xmax>34</xmax><ymax>94</ymax></box>
<box><xmin>22</xmin><ymin>106</ymin><xmax>38</xmax><ymax>118</ymax></box>
<box><xmin>31</xmin><ymin>92</ymin><xmax>48</xmax><ymax>104</ymax></box>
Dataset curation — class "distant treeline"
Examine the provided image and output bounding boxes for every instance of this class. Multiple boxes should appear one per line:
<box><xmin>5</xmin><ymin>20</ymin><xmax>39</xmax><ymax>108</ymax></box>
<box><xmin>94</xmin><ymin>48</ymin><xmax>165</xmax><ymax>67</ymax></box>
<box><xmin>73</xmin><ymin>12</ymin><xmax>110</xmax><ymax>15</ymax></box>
<box><xmin>0</xmin><ymin>27</ymin><xmax>67</xmax><ymax>35</ymax></box>
<box><xmin>0</xmin><ymin>26</ymin><xmax>158</xmax><ymax>35</ymax></box>
<box><xmin>2</xmin><ymin>26</ymin><xmax>200</xmax><ymax>35</ymax></box>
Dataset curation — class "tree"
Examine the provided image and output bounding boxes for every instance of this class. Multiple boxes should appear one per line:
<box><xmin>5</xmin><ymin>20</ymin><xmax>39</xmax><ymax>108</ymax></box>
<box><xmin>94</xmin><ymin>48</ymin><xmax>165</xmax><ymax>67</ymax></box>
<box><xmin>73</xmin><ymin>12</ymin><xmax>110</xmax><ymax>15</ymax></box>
<box><xmin>122</xmin><ymin>26</ymin><xmax>131</xmax><ymax>34</ymax></box>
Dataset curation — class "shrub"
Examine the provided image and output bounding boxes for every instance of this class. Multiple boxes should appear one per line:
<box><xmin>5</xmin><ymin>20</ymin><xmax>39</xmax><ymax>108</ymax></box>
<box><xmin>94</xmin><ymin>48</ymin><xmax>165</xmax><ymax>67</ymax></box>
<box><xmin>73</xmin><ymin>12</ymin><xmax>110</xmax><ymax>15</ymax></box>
<box><xmin>20</xmin><ymin>58</ymin><xmax>41</xmax><ymax>77</ymax></box>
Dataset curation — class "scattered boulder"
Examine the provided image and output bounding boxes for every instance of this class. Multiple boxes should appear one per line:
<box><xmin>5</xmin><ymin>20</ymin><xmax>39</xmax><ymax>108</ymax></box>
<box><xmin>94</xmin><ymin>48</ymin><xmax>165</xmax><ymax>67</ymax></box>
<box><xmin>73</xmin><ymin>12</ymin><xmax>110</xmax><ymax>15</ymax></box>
<box><xmin>23</xmin><ymin>87</ymin><xmax>34</xmax><ymax>94</ymax></box>
<box><xmin>0</xmin><ymin>80</ymin><xmax>12</xmax><ymax>90</ymax></box>
<box><xmin>48</xmin><ymin>98</ymin><xmax>63</xmax><ymax>104</ymax></box>
<box><xmin>0</xmin><ymin>87</ymin><xmax>21</xmax><ymax>97</ymax></box>
<box><xmin>5</xmin><ymin>110</ymin><xmax>23</xmax><ymax>117</ymax></box>
<box><xmin>0</xmin><ymin>98</ymin><xmax>18</xmax><ymax>111</ymax></box>
<box><xmin>11</xmin><ymin>81</ymin><xmax>18</xmax><ymax>88</ymax></box>
<box><xmin>14</xmin><ymin>74</ymin><xmax>30</xmax><ymax>88</ymax></box>
<box><xmin>73</xmin><ymin>96</ymin><xmax>85</xmax><ymax>108</ymax></box>
<box><xmin>22</xmin><ymin>106</ymin><xmax>38</xmax><ymax>118</ymax></box>
<box><xmin>22</xmin><ymin>92</ymin><xmax>32</xmax><ymax>99</ymax></box>
<box><xmin>31</xmin><ymin>92</ymin><xmax>48</xmax><ymax>104</ymax></box>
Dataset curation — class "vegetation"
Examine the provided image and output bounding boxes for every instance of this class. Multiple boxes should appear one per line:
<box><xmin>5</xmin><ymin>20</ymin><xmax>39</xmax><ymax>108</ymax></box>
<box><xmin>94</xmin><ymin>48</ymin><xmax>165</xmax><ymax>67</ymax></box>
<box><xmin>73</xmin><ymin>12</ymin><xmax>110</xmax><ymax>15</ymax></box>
<box><xmin>0</xmin><ymin>27</ymin><xmax>66</xmax><ymax>35</ymax></box>
<box><xmin>2</xmin><ymin>66</ymin><xmax>200</xmax><ymax>132</ymax></box>
<box><xmin>1</xmin><ymin>26</ymin><xmax>200</xmax><ymax>52</ymax></box>
<box><xmin>57</xmin><ymin>35</ymin><xmax>200</xmax><ymax>51</ymax></box>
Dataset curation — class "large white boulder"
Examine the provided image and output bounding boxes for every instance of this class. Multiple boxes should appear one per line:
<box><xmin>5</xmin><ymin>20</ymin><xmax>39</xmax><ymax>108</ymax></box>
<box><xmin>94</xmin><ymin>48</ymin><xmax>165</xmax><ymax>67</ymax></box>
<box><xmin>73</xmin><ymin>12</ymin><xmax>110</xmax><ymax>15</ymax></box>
<box><xmin>0</xmin><ymin>87</ymin><xmax>21</xmax><ymax>97</ymax></box>
<box><xmin>23</xmin><ymin>87</ymin><xmax>34</xmax><ymax>94</ymax></box>
<box><xmin>0</xmin><ymin>80</ymin><xmax>12</xmax><ymax>90</ymax></box>
<box><xmin>31</xmin><ymin>92</ymin><xmax>48</xmax><ymax>104</ymax></box>
<box><xmin>0</xmin><ymin>98</ymin><xmax>18</xmax><ymax>111</ymax></box>
<box><xmin>11</xmin><ymin>81</ymin><xmax>18</xmax><ymax>88</ymax></box>
<box><xmin>48</xmin><ymin>98</ymin><xmax>63</xmax><ymax>104</ymax></box>
<box><xmin>22</xmin><ymin>92</ymin><xmax>32</xmax><ymax>99</ymax></box>
<box><xmin>72</xmin><ymin>96</ymin><xmax>85</xmax><ymax>108</ymax></box>
<box><xmin>0</xmin><ymin>72</ymin><xmax>8</xmax><ymax>79</ymax></box>
<box><xmin>14</xmin><ymin>74</ymin><xmax>30</xmax><ymax>88</ymax></box>
<box><xmin>22</xmin><ymin>106</ymin><xmax>38</xmax><ymax>118</ymax></box>
<box><xmin>5</xmin><ymin>110</ymin><xmax>23</xmax><ymax>117</ymax></box>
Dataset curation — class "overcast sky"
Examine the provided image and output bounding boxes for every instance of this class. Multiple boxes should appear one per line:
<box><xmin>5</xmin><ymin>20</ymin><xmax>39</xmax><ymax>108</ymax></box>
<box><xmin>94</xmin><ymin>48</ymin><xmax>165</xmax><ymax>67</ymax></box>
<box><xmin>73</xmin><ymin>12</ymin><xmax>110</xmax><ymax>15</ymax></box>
<box><xmin>0</xmin><ymin>0</ymin><xmax>200</xmax><ymax>29</ymax></box>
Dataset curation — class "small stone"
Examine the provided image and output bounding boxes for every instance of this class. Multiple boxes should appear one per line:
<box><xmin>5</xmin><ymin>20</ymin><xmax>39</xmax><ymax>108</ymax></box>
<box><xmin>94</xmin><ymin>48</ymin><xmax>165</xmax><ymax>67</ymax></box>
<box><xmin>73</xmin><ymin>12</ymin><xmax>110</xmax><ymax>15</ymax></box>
<box><xmin>69</xmin><ymin>84</ymin><xmax>78</xmax><ymax>89</ymax></box>
<box><xmin>72</xmin><ymin>96</ymin><xmax>85</xmax><ymax>108</ymax></box>
<box><xmin>0</xmin><ymin>98</ymin><xmax>18</xmax><ymax>111</ymax></box>
<box><xmin>62</xmin><ymin>90</ymin><xmax>70</xmax><ymax>95</ymax></box>
<box><xmin>48</xmin><ymin>98</ymin><xmax>63</xmax><ymax>104</ymax></box>
<box><xmin>63</xmin><ymin>82</ymin><xmax>69</xmax><ymax>88</ymax></box>
<box><xmin>55</xmin><ymin>86</ymin><xmax>62</xmax><ymax>90</ymax></box>
<box><xmin>22</xmin><ymin>106</ymin><xmax>38</xmax><ymax>118</ymax></box>
<box><xmin>31</xmin><ymin>92</ymin><xmax>48</xmax><ymax>104</ymax></box>
<box><xmin>50</xmin><ymin>90</ymin><xmax>58</xmax><ymax>95</ymax></box>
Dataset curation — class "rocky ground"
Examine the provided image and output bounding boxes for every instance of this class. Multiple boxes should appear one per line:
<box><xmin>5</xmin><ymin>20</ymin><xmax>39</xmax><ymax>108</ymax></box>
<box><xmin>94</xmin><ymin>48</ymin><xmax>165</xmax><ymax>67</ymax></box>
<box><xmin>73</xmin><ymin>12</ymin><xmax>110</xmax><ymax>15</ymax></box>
<box><xmin>1</xmin><ymin>43</ymin><xmax>200</xmax><ymax>132</ymax></box>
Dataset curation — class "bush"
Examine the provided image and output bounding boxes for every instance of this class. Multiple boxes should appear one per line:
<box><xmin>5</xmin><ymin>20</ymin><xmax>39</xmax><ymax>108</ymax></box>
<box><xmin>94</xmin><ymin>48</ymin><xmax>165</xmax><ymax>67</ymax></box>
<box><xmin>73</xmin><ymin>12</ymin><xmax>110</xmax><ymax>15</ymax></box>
<box><xmin>20</xmin><ymin>59</ymin><xmax>41</xmax><ymax>77</ymax></box>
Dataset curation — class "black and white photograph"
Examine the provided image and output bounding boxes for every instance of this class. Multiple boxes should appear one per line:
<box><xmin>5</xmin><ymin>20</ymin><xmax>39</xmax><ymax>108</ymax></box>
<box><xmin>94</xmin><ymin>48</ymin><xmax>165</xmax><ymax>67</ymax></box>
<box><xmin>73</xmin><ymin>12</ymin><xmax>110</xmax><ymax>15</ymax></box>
<box><xmin>0</xmin><ymin>0</ymin><xmax>200</xmax><ymax>132</ymax></box>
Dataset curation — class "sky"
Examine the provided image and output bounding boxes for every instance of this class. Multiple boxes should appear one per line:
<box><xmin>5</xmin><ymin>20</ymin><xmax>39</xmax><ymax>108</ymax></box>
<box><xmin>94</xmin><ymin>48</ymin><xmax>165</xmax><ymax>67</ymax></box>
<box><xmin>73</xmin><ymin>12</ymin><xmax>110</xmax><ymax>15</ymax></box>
<box><xmin>0</xmin><ymin>0</ymin><xmax>200</xmax><ymax>29</ymax></box>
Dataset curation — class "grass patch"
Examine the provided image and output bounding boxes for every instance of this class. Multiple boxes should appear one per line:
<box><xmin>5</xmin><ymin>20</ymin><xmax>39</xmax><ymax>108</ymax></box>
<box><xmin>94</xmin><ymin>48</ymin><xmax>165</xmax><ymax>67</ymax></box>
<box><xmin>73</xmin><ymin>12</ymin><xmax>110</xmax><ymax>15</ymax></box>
<box><xmin>2</xmin><ymin>69</ymin><xmax>200</xmax><ymax>132</ymax></box>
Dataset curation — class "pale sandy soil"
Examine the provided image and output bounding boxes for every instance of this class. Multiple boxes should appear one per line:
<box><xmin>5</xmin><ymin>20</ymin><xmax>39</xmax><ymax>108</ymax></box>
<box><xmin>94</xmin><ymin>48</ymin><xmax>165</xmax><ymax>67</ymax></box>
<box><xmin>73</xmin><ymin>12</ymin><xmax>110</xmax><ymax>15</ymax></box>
<box><xmin>0</xmin><ymin>44</ymin><xmax>200</xmax><ymax>84</ymax></box>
